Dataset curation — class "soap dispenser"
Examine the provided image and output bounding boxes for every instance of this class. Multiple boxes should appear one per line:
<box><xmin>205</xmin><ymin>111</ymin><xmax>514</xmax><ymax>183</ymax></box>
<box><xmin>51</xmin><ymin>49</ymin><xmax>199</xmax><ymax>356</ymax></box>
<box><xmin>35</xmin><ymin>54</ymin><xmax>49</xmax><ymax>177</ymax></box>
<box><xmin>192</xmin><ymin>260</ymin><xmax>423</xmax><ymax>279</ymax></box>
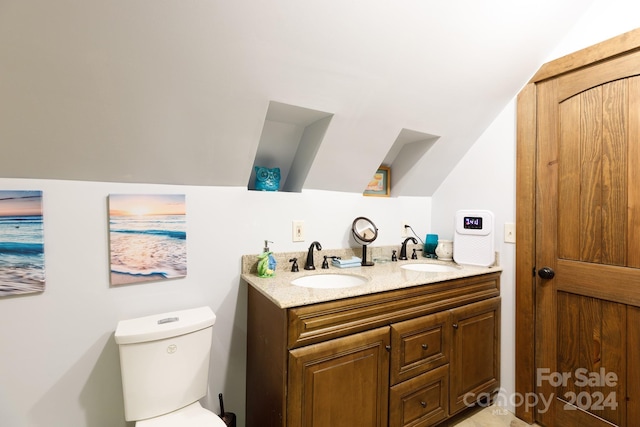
<box><xmin>257</xmin><ymin>240</ymin><xmax>277</xmax><ymax>278</ymax></box>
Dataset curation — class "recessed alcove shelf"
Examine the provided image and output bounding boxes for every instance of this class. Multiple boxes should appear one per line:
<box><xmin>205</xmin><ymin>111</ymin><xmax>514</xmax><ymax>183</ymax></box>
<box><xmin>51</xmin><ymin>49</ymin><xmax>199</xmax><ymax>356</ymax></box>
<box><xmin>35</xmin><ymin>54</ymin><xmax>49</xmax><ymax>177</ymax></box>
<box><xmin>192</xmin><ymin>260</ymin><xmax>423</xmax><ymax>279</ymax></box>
<box><xmin>378</xmin><ymin>128</ymin><xmax>439</xmax><ymax>195</ymax></box>
<box><xmin>248</xmin><ymin>101</ymin><xmax>333</xmax><ymax>193</ymax></box>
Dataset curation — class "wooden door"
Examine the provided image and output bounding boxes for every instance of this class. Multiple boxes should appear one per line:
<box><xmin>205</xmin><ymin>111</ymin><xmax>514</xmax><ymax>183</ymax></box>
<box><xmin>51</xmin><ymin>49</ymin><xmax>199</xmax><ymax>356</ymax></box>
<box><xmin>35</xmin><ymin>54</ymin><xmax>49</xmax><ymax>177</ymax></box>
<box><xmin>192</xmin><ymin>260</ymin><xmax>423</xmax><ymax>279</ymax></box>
<box><xmin>628</xmin><ymin>307</ymin><xmax>640</xmax><ymax>423</ymax></box>
<box><xmin>534</xmin><ymin>49</ymin><xmax>640</xmax><ymax>426</ymax></box>
<box><xmin>449</xmin><ymin>297</ymin><xmax>500</xmax><ymax>415</ymax></box>
<box><xmin>287</xmin><ymin>327</ymin><xmax>390</xmax><ymax>427</ymax></box>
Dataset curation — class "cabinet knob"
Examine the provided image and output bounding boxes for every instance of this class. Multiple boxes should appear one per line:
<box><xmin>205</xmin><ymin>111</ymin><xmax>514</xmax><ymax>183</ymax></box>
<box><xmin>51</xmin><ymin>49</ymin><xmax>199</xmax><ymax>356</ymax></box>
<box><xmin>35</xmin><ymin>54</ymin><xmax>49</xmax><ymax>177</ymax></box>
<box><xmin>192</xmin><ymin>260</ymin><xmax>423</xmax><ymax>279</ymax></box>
<box><xmin>421</xmin><ymin>343</ymin><xmax>429</xmax><ymax>350</ymax></box>
<box><xmin>420</xmin><ymin>401</ymin><xmax>427</xmax><ymax>408</ymax></box>
<box><xmin>385</xmin><ymin>345</ymin><xmax>391</xmax><ymax>351</ymax></box>
<box><xmin>453</xmin><ymin>323</ymin><xmax>459</xmax><ymax>329</ymax></box>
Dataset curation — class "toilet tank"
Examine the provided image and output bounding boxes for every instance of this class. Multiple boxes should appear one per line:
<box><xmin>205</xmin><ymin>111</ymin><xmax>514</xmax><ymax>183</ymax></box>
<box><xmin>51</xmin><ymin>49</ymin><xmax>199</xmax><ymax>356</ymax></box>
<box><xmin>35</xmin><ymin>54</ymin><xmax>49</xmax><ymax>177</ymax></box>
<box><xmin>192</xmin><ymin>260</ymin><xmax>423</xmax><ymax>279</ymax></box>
<box><xmin>114</xmin><ymin>306</ymin><xmax>216</xmax><ymax>422</ymax></box>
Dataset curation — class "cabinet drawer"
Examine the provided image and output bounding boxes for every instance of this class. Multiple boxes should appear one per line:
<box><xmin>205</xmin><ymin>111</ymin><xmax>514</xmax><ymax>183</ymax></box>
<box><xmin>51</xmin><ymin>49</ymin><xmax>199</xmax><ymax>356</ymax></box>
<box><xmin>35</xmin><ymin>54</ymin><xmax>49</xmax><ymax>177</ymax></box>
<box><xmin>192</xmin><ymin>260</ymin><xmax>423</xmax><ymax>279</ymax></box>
<box><xmin>390</xmin><ymin>311</ymin><xmax>450</xmax><ymax>385</ymax></box>
<box><xmin>389</xmin><ymin>364</ymin><xmax>449</xmax><ymax>427</ymax></box>
<box><xmin>287</xmin><ymin>273</ymin><xmax>501</xmax><ymax>348</ymax></box>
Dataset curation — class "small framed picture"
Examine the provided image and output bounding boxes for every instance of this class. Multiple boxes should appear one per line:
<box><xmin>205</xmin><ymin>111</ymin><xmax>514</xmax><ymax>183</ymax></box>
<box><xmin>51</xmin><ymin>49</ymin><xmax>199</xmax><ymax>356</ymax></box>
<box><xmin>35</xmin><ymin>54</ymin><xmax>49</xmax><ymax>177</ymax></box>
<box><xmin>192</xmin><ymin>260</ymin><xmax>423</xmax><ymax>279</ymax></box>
<box><xmin>364</xmin><ymin>166</ymin><xmax>390</xmax><ymax>197</ymax></box>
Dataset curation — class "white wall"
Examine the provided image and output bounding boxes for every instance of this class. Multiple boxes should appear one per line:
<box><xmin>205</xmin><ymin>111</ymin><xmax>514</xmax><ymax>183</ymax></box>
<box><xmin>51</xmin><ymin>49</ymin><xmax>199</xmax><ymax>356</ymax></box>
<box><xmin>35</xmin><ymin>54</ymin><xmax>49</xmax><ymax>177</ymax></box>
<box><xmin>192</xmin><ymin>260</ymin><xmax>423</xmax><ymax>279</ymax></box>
<box><xmin>0</xmin><ymin>178</ymin><xmax>429</xmax><ymax>427</ymax></box>
<box><xmin>431</xmin><ymin>0</ymin><xmax>640</xmax><ymax>414</ymax></box>
<box><xmin>431</xmin><ymin>100</ymin><xmax>517</xmax><ymax>411</ymax></box>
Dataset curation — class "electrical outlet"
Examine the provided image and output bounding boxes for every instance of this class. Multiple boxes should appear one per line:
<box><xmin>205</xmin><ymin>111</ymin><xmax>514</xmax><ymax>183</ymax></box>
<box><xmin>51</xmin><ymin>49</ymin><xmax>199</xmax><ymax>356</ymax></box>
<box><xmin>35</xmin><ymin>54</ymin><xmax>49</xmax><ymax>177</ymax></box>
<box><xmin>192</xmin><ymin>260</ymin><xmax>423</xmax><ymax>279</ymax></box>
<box><xmin>401</xmin><ymin>221</ymin><xmax>410</xmax><ymax>238</ymax></box>
<box><xmin>504</xmin><ymin>222</ymin><xmax>516</xmax><ymax>243</ymax></box>
<box><xmin>292</xmin><ymin>220</ymin><xmax>305</xmax><ymax>242</ymax></box>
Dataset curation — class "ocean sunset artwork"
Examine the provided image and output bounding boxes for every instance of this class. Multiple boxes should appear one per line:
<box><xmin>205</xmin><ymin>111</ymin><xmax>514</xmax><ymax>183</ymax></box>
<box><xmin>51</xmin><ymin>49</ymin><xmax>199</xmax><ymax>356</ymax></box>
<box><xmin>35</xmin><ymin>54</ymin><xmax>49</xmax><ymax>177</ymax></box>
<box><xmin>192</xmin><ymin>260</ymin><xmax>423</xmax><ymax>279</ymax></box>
<box><xmin>0</xmin><ymin>190</ymin><xmax>45</xmax><ymax>297</ymax></box>
<box><xmin>108</xmin><ymin>194</ymin><xmax>187</xmax><ymax>285</ymax></box>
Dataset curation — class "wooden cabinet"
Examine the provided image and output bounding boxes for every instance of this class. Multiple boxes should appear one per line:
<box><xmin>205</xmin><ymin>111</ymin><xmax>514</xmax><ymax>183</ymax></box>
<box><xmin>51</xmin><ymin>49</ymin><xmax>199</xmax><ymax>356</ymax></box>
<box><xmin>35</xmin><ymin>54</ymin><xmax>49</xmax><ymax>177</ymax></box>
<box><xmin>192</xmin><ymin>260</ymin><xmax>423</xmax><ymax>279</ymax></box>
<box><xmin>449</xmin><ymin>298</ymin><xmax>501</xmax><ymax>415</ymax></box>
<box><xmin>246</xmin><ymin>272</ymin><xmax>501</xmax><ymax>427</ymax></box>
<box><xmin>288</xmin><ymin>327</ymin><xmax>390</xmax><ymax>427</ymax></box>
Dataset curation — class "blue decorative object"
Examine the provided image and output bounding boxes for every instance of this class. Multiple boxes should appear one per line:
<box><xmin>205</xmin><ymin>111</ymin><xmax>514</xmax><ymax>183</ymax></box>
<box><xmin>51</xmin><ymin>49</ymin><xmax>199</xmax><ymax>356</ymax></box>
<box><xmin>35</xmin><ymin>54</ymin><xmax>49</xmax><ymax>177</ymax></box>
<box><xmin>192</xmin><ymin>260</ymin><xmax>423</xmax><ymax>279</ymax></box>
<box><xmin>254</xmin><ymin>167</ymin><xmax>280</xmax><ymax>191</ymax></box>
<box><xmin>424</xmin><ymin>234</ymin><xmax>438</xmax><ymax>258</ymax></box>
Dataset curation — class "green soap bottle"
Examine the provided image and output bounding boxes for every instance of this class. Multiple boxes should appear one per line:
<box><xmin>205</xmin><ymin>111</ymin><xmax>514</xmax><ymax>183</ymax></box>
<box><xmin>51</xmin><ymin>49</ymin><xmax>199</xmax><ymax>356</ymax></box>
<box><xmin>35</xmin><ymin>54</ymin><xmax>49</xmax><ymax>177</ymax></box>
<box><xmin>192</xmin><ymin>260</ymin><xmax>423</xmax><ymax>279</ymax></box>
<box><xmin>257</xmin><ymin>240</ymin><xmax>276</xmax><ymax>277</ymax></box>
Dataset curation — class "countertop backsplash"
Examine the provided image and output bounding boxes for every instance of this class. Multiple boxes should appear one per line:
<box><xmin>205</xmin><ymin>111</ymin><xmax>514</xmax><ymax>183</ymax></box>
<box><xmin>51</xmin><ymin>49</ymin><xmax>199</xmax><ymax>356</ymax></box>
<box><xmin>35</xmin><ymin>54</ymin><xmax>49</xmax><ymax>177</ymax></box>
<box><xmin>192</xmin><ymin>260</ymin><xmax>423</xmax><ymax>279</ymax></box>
<box><xmin>242</xmin><ymin>244</ymin><xmax>422</xmax><ymax>275</ymax></box>
<box><xmin>242</xmin><ymin>244</ymin><xmax>500</xmax><ymax>275</ymax></box>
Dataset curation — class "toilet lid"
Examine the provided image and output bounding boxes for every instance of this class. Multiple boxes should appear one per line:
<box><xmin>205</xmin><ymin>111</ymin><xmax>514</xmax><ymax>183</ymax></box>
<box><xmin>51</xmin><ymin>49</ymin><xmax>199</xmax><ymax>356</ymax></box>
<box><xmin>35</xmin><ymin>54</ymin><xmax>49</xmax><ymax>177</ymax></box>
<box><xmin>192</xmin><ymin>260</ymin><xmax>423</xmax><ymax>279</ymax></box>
<box><xmin>136</xmin><ymin>402</ymin><xmax>227</xmax><ymax>427</ymax></box>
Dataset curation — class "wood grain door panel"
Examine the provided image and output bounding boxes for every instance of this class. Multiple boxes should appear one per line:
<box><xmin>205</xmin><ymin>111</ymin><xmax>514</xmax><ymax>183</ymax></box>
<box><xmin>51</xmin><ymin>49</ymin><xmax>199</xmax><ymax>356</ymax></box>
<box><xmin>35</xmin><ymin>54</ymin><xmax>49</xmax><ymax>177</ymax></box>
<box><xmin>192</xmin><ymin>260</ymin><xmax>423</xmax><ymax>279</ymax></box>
<box><xmin>535</xmin><ymin>48</ymin><xmax>640</xmax><ymax>426</ymax></box>
<box><xmin>555</xmin><ymin>292</ymin><xmax>626</xmax><ymax>426</ymax></box>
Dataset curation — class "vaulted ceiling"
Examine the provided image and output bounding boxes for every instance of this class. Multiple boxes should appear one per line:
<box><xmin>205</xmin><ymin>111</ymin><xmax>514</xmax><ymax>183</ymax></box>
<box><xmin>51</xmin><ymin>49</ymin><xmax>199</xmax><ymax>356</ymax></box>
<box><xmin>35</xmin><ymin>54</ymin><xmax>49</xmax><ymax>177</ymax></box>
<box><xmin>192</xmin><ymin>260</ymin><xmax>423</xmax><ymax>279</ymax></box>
<box><xmin>0</xmin><ymin>0</ymin><xmax>595</xmax><ymax>196</ymax></box>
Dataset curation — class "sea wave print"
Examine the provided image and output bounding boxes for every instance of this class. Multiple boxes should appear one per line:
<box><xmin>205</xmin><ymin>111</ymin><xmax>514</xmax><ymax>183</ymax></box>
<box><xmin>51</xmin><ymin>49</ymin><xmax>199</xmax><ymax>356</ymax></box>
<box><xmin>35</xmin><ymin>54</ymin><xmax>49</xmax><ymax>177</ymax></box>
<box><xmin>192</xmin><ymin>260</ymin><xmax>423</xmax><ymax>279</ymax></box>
<box><xmin>0</xmin><ymin>281</ymin><xmax>45</xmax><ymax>296</ymax></box>
<box><xmin>0</xmin><ymin>216</ymin><xmax>43</xmax><ymax>225</ymax></box>
<box><xmin>0</xmin><ymin>242</ymin><xmax>44</xmax><ymax>255</ymax></box>
<box><xmin>111</xmin><ymin>229</ymin><xmax>186</xmax><ymax>239</ymax></box>
<box><xmin>109</xmin><ymin>217</ymin><xmax>184</xmax><ymax>224</ymax></box>
<box><xmin>111</xmin><ymin>270</ymin><xmax>169</xmax><ymax>279</ymax></box>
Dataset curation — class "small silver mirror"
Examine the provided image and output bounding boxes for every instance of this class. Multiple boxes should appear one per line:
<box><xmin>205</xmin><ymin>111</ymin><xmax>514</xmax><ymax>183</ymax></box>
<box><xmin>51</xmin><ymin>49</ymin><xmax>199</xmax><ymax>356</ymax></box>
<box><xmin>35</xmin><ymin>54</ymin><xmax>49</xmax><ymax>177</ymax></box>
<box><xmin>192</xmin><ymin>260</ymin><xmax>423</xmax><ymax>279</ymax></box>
<box><xmin>351</xmin><ymin>217</ymin><xmax>378</xmax><ymax>266</ymax></box>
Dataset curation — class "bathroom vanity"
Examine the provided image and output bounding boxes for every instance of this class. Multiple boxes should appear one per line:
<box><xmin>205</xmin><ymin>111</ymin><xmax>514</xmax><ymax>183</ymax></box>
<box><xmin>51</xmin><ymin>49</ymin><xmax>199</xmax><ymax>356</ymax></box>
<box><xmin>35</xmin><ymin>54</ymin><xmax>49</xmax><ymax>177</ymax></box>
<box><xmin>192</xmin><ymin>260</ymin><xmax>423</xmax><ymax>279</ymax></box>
<box><xmin>243</xmin><ymin>256</ymin><xmax>501</xmax><ymax>427</ymax></box>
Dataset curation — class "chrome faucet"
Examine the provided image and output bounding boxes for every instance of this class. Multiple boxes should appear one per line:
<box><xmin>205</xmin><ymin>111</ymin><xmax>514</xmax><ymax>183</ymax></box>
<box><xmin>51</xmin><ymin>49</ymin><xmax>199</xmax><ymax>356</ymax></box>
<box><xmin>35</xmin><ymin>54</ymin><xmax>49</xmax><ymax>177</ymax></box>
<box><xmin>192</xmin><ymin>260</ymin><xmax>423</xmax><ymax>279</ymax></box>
<box><xmin>304</xmin><ymin>241</ymin><xmax>322</xmax><ymax>270</ymax></box>
<box><xmin>399</xmin><ymin>237</ymin><xmax>418</xmax><ymax>260</ymax></box>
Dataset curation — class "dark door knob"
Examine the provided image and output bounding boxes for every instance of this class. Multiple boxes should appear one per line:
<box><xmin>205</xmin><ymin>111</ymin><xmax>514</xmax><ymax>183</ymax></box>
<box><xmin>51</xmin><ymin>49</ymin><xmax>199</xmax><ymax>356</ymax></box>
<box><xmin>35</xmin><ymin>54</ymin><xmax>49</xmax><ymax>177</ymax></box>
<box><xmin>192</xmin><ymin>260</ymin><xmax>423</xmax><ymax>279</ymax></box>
<box><xmin>538</xmin><ymin>267</ymin><xmax>555</xmax><ymax>280</ymax></box>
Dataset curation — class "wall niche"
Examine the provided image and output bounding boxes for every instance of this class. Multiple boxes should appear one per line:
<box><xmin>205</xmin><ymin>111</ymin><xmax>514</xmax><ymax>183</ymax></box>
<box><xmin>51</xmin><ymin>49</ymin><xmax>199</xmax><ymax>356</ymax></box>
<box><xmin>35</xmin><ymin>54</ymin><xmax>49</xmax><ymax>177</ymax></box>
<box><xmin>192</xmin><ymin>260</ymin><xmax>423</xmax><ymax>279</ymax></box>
<box><xmin>248</xmin><ymin>101</ymin><xmax>333</xmax><ymax>193</ymax></box>
<box><xmin>377</xmin><ymin>128</ymin><xmax>440</xmax><ymax>195</ymax></box>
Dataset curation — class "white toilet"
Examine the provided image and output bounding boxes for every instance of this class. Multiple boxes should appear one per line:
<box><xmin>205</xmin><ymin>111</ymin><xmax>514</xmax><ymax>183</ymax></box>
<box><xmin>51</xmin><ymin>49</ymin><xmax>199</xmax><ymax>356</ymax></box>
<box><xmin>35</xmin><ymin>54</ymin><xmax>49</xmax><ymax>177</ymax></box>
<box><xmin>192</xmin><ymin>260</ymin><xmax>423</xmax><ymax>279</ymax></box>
<box><xmin>114</xmin><ymin>306</ymin><xmax>227</xmax><ymax>427</ymax></box>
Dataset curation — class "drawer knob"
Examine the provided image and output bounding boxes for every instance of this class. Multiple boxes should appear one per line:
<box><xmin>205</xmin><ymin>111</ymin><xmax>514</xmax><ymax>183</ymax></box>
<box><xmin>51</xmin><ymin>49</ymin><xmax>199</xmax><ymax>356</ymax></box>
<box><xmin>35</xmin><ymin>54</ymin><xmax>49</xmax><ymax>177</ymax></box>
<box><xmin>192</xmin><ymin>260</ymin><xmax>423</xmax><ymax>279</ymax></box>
<box><xmin>421</xmin><ymin>343</ymin><xmax>429</xmax><ymax>350</ymax></box>
<box><xmin>453</xmin><ymin>323</ymin><xmax>459</xmax><ymax>329</ymax></box>
<box><xmin>420</xmin><ymin>401</ymin><xmax>427</xmax><ymax>408</ymax></box>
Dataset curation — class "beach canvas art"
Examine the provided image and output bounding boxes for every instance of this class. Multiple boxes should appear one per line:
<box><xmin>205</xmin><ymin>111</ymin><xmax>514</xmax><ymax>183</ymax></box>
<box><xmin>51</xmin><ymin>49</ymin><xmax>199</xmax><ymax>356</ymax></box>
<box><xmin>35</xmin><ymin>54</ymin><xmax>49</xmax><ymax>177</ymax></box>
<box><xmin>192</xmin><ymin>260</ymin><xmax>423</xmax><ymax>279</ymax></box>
<box><xmin>108</xmin><ymin>194</ymin><xmax>187</xmax><ymax>285</ymax></box>
<box><xmin>0</xmin><ymin>191</ymin><xmax>45</xmax><ymax>297</ymax></box>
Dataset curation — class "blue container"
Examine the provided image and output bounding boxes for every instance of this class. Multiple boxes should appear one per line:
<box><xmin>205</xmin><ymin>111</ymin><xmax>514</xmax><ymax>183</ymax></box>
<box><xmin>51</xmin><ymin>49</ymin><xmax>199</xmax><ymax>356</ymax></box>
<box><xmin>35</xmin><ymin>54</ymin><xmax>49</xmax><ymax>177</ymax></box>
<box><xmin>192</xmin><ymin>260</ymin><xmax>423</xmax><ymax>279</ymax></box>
<box><xmin>424</xmin><ymin>234</ymin><xmax>438</xmax><ymax>258</ymax></box>
<box><xmin>254</xmin><ymin>167</ymin><xmax>280</xmax><ymax>191</ymax></box>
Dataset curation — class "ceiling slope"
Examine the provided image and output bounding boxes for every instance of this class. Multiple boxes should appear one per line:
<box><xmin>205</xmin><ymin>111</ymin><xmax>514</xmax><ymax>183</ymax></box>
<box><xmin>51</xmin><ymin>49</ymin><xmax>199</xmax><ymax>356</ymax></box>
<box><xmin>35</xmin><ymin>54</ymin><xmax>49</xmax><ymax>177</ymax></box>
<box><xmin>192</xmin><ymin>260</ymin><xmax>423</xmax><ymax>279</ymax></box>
<box><xmin>0</xmin><ymin>0</ymin><xmax>595</xmax><ymax>195</ymax></box>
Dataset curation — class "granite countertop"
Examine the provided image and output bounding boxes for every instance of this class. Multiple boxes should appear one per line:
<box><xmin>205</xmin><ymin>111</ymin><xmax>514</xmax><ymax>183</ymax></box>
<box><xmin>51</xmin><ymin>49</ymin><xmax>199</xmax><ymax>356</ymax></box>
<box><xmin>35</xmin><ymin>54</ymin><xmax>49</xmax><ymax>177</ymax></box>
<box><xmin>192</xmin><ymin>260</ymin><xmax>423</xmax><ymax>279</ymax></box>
<box><xmin>241</xmin><ymin>246</ymin><xmax>502</xmax><ymax>309</ymax></box>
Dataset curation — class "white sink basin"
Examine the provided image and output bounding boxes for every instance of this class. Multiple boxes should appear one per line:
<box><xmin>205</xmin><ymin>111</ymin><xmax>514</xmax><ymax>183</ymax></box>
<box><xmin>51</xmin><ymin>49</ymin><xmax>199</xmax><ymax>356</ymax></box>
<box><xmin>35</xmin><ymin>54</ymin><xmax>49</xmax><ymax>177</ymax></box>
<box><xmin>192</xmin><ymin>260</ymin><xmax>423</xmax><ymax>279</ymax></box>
<box><xmin>291</xmin><ymin>274</ymin><xmax>369</xmax><ymax>289</ymax></box>
<box><xmin>401</xmin><ymin>263</ymin><xmax>459</xmax><ymax>273</ymax></box>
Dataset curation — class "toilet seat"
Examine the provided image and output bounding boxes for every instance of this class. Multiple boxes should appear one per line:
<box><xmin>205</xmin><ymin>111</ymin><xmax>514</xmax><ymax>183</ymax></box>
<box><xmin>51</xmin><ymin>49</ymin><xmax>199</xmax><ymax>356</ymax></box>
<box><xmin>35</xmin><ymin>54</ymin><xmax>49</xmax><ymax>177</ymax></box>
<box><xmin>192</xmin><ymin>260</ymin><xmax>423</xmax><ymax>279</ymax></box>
<box><xmin>136</xmin><ymin>402</ymin><xmax>227</xmax><ymax>427</ymax></box>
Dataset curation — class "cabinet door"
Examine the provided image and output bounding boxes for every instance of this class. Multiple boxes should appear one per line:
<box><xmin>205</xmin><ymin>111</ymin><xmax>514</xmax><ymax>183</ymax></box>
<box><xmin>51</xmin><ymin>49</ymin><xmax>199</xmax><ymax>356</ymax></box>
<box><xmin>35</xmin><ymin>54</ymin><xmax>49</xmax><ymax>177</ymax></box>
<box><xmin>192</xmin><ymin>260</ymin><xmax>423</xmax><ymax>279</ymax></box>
<box><xmin>449</xmin><ymin>297</ymin><xmax>500</xmax><ymax>415</ymax></box>
<box><xmin>389</xmin><ymin>364</ymin><xmax>449</xmax><ymax>427</ymax></box>
<box><xmin>288</xmin><ymin>326</ymin><xmax>390</xmax><ymax>427</ymax></box>
<box><xmin>390</xmin><ymin>311</ymin><xmax>450</xmax><ymax>385</ymax></box>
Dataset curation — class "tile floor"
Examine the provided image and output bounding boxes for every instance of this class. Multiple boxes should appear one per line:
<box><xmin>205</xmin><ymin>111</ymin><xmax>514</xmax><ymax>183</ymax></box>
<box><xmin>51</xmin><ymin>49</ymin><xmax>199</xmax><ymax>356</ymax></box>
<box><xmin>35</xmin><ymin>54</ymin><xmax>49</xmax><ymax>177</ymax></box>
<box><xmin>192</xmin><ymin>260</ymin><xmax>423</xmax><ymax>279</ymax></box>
<box><xmin>450</xmin><ymin>405</ymin><xmax>541</xmax><ymax>427</ymax></box>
